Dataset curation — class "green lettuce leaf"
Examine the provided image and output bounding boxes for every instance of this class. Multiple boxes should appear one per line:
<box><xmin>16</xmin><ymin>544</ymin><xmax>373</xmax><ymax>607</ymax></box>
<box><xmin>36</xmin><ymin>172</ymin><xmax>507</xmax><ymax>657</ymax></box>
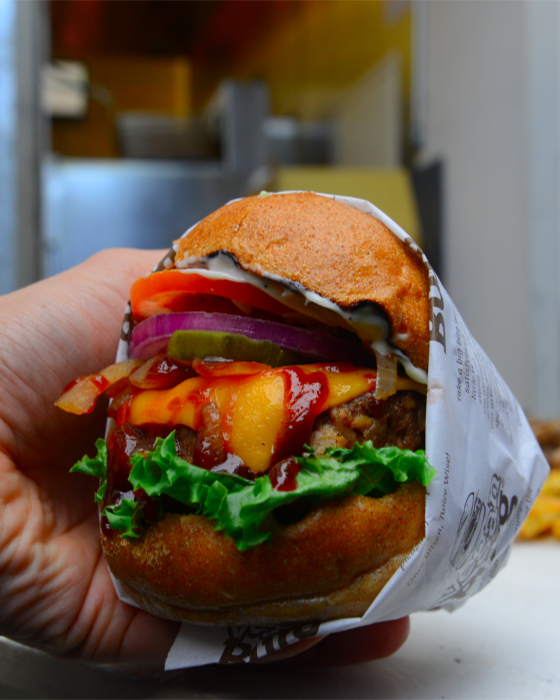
<box><xmin>104</xmin><ymin>498</ymin><xmax>145</xmax><ymax>539</ymax></box>
<box><xmin>70</xmin><ymin>438</ymin><xmax>107</xmax><ymax>503</ymax></box>
<box><xmin>71</xmin><ymin>432</ymin><xmax>436</xmax><ymax>550</ymax></box>
<box><xmin>128</xmin><ymin>433</ymin><xmax>436</xmax><ymax>550</ymax></box>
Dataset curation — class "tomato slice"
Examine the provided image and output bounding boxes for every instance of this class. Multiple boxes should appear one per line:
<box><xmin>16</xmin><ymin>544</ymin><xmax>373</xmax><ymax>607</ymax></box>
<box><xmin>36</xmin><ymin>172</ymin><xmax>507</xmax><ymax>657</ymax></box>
<box><xmin>130</xmin><ymin>270</ymin><xmax>289</xmax><ymax>322</ymax></box>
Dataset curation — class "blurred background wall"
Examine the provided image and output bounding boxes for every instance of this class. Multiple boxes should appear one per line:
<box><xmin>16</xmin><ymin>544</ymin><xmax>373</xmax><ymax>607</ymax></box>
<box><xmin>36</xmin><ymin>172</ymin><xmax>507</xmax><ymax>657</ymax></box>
<box><xmin>415</xmin><ymin>1</ymin><xmax>560</xmax><ymax>421</ymax></box>
<box><xmin>1</xmin><ymin>0</ymin><xmax>559</xmax><ymax>418</ymax></box>
<box><xmin>417</xmin><ymin>2</ymin><xmax>533</xmax><ymax>415</ymax></box>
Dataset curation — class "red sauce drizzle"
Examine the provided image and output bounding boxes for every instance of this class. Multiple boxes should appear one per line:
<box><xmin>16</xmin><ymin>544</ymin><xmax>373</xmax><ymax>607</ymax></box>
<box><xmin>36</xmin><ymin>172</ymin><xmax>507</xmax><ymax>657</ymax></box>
<box><xmin>115</xmin><ymin>396</ymin><xmax>133</xmax><ymax>426</ymax></box>
<box><xmin>186</xmin><ymin>366</ymin><xmax>330</xmax><ymax>474</ymax></box>
<box><xmin>368</xmin><ymin>396</ymin><xmax>385</xmax><ymax>420</ymax></box>
<box><xmin>105</xmin><ymin>424</ymin><xmax>149</xmax><ymax>497</ymax></box>
<box><xmin>269</xmin><ymin>457</ymin><xmax>300</xmax><ymax>492</ymax></box>
<box><xmin>193</xmin><ymin>400</ymin><xmax>225</xmax><ymax>469</ymax></box>
<box><xmin>274</xmin><ymin>366</ymin><xmax>329</xmax><ymax>463</ymax></box>
<box><xmin>101</xmin><ymin>515</ymin><xmax>115</xmax><ymax>538</ymax></box>
<box><xmin>142</xmin><ymin>354</ymin><xmax>195</xmax><ymax>389</ymax></box>
<box><xmin>193</xmin><ymin>359</ymin><xmax>266</xmax><ymax>379</ymax></box>
<box><xmin>211</xmin><ymin>453</ymin><xmax>254</xmax><ymax>480</ymax></box>
<box><xmin>62</xmin><ymin>374</ymin><xmax>109</xmax><ymax>395</ymax></box>
<box><xmin>133</xmin><ymin>487</ymin><xmax>160</xmax><ymax>524</ymax></box>
<box><xmin>101</xmin><ymin>423</ymin><xmax>170</xmax><ymax>537</ymax></box>
<box><xmin>62</xmin><ymin>377</ymin><xmax>82</xmax><ymax>394</ymax></box>
<box><xmin>91</xmin><ymin>375</ymin><xmax>109</xmax><ymax>391</ymax></box>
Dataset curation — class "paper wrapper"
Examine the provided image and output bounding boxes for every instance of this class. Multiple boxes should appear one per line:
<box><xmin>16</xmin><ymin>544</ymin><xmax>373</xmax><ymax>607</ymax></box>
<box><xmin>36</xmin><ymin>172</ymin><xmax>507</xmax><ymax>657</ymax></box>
<box><xmin>111</xmin><ymin>193</ymin><xmax>549</xmax><ymax>669</ymax></box>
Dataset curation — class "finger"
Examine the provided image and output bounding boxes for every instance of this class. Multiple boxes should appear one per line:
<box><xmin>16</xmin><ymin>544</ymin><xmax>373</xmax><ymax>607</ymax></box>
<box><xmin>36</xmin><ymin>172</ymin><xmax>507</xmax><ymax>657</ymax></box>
<box><xmin>112</xmin><ymin>612</ymin><xmax>181</xmax><ymax>677</ymax></box>
<box><xmin>258</xmin><ymin>617</ymin><xmax>410</xmax><ymax>668</ymax></box>
<box><xmin>2</xmin><ymin>248</ymin><xmax>169</xmax><ymax>467</ymax></box>
<box><xmin>78</xmin><ymin>247</ymin><xmax>169</xmax><ymax>291</ymax></box>
<box><xmin>60</xmin><ymin>557</ymin><xmax>182</xmax><ymax>676</ymax></box>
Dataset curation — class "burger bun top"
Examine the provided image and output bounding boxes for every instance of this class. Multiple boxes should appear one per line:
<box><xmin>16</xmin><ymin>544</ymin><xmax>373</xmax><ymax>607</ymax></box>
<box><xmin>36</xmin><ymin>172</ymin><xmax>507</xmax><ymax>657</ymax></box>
<box><xmin>175</xmin><ymin>192</ymin><xmax>430</xmax><ymax>372</ymax></box>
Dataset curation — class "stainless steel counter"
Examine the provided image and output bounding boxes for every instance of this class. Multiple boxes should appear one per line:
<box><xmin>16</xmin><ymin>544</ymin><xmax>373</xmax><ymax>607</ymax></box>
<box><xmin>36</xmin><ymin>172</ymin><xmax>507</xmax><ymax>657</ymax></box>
<box><xmin>41</xmin><ymin>81</ymin><xmax>271</xmax><ymax>281</ymax></box>
<box><xmin>42</xmin><ymin>159</ymin><xmax>247</xmax><ymax>279</ymax></box>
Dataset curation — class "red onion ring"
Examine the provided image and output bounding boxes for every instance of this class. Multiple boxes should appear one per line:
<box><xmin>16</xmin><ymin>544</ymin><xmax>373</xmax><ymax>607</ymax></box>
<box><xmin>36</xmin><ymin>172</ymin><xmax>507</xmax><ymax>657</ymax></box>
<box><xmin>129</xmin><ymin>312</ymin><xmax>373</xmax><ymax>366</ymax></box>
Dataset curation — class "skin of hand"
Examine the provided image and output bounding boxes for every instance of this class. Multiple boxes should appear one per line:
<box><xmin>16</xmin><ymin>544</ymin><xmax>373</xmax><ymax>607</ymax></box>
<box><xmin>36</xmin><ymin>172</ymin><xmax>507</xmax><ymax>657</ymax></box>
<box><xmin>0</xmin><ymin>248</ymin><xmax>410</xmax><ymax>673</ymax></box>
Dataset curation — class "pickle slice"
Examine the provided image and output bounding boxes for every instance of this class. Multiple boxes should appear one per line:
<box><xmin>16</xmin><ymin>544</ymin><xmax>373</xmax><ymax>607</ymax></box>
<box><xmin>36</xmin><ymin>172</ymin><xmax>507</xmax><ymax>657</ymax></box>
<box><xmin>167</xmin><ymin>330</ymin><xmax>308</xmax><ymax>367</ymax></box>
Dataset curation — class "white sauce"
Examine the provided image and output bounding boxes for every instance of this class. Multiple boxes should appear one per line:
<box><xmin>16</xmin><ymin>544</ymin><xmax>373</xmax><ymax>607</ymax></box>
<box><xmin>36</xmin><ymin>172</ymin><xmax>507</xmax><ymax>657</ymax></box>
<box><xmin>176</xmin><ymin>252</ymin><xmax>427</xmax><ymax>384</ymax></box>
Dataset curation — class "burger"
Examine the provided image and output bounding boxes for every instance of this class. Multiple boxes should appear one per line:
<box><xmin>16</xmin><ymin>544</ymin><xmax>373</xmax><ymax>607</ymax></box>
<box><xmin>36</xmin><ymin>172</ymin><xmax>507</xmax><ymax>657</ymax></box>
<box><xmin>56</xmin><ymin>192</ymin><xmax>436</xmax><ymax>626</ymax></box>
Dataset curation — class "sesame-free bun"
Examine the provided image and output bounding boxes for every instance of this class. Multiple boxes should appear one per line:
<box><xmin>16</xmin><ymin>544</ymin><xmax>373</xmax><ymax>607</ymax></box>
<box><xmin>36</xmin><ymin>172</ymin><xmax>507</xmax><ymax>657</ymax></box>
<box><xmin>175</xmin><ymin>192</ymin><xmax>430</xmax><ymax>372</ymax></box>
<box><xmin>102</xmin><ymin>482</ymin><xmax>425</xmax><ymax>626</ymax></box>
<box><xmin>105</xmin><ymin>193</ymin><xmax>430</xmax><ymax>628</ymax></box>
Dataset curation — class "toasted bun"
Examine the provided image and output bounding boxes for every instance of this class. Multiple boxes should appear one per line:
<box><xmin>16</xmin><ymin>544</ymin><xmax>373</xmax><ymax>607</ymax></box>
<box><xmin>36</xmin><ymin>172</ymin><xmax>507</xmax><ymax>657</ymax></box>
<box><xmin>102</xmin><ymin>482</ymin><xmax>425</xmax><ymax>626</ymax></box>
<box><xmin>175</xmin><ymin>192</ymin><xmax>430</xmax><ymax>372</ymax></box>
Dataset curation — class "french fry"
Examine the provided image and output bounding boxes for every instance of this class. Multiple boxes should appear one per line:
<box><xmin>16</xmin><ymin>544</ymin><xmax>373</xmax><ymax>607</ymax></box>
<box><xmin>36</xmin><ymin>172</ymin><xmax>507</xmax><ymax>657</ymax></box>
<box><xmin>519</xmin><ymin>421</ymin><xmax>560</xmax><ymax>540</ymax></box>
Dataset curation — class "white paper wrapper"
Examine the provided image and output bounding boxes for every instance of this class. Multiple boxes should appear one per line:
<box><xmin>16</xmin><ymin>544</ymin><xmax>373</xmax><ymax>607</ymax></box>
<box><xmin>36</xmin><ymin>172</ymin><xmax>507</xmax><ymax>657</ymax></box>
<box><xmin>112</xmin><ymin>192</ymin><xmax>549</xmax><ymax>669</ymax></box>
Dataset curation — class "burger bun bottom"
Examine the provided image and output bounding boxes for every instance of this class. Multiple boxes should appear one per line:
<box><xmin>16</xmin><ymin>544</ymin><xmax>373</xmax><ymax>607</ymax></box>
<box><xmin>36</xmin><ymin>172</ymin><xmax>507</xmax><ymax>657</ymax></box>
<box><xmin>102</xmin><ymin>482</ymin><xmax>425</xmax><ymax>626</ymax></box>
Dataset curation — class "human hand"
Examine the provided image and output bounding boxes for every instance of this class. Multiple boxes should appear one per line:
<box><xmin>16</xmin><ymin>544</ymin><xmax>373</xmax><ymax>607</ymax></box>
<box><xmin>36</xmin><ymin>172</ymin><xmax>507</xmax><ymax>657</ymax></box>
<box><xmin>0</xmin><ymin>249</ymin><xmax>410</xmax><ymax>672</ymax></box>
<box><xmin>255</xmin><ymin>617</ymin><xmax>410</xmax><ymax>666</ymax></box>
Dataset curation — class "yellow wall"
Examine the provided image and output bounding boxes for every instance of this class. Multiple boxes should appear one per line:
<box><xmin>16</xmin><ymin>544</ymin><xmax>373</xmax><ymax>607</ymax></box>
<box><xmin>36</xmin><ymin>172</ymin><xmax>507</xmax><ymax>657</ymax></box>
<box><xmin>228</xmin><ymin>1</ymin><xmax>411</xmax><ymax>121</ymax></box>
<box><xmin>271</xmin><ymin>166</ymin><xmax>422</xmax><ymax>245</ymax></box>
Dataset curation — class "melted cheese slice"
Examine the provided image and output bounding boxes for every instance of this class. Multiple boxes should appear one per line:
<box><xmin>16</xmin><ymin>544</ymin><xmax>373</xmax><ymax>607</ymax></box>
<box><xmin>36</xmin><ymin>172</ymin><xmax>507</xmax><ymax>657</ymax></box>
<box><xmin>127</xmin><ymin>363</ymin><xmax>424</xmax><ymax>473</ymax></box>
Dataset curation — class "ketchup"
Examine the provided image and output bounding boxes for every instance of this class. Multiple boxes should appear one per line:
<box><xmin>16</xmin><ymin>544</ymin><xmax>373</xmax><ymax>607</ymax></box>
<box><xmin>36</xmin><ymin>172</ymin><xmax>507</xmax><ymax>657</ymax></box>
<box><xmin>269</xmin><ymin>457</ymin><xmax>300</xmax><ymax>492</ymax></box>
<box><xmin>368</xmin><ymin>397</ymin><xmax>385</xmax><ymax>420</ymax></box>
<box><xmin>93</xmin><ymin>375</ymin><xmax>110</xmax><ymax>391</ymax></box>
<box><xmin>140</xmin><ymin>354</ymin><xmax>195</xmax><ymax>389</ymax></box>
<box><xmin>107</xmin><ymin>363</ymin><xmax>335</xmax><ymax>514</ymax></box>
<box><xmin>62</xmin><ymin>374</ymin><xmax>109</xmax><ymax>395</ymax></box>
<box><xmin>102</xmin><ymin>423</ymin><xmax>170</xmax><ymax>537</ymax></box>
<box><xmin>184</xmin><ymin>364</ymin><xmax>329</xmax><ymax>475</ymax></box>
<box><xmin>273</xmin><ymin>366</ymin><xmax>328</xmax><ymax>463</ymax></box>
<box><xmin>148</xmin><ymin>363</ymin><xmax>331</xmax><ymax>476</ymax></box>
<box><xmin>105</xmin><ymin>423</ymin><xmax>146</xmax><ymax>495</ymax></box>
<box><xmin>133</xmin><ymin>487</ymin><xmax>160</xmax><ymax>524</ymax></box>
<box><xmin>193</xmin><ymin>401</ymin><xmax>225</xmax><ymax>469</ymax></box>
<box><xmin>210</xmin><ymin>453</ymin><xmax>254</xmax><ymax>479</ymax></box>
